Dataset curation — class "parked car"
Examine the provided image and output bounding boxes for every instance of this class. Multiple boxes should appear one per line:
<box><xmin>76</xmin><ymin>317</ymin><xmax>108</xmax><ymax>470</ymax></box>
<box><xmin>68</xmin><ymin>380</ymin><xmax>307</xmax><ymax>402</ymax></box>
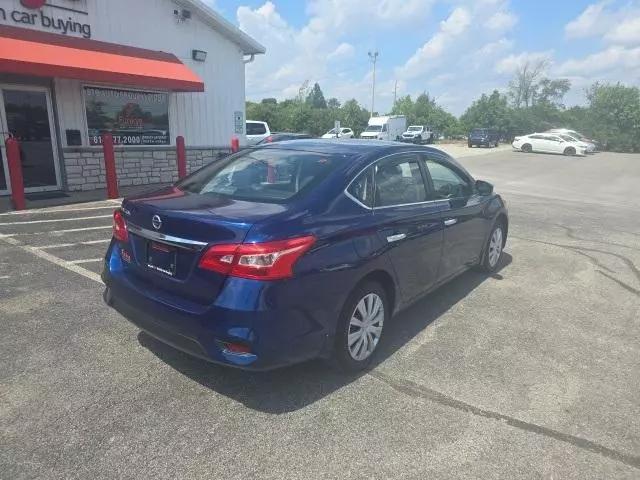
<box><xmin>512</xmin><ymin>133</ymin><xmax>587</xmax><ymax>156</ymax></box>
<box><xmin>553</xmin><ymin>133</ymin><xmax>595</xmax><ymax>153</ymax></box>
<box><xmin>257</xmin><ymin>133</ymin><xmax>313</xmax><ymax>144</ymax></box>
<box><xmin>246</xmin><ymin>120</ymin><xmax>271</xmax><ymax>145</ymax></box>
<box><xmin>401</xmin><ymin>125</ymin><xmax>434</xmax><ymax>144</ymax></box>
<box><xmin>468</xmin><ymin>128</ymin><xmax>499</xmax><ymax>148</ymax></box>
<box><xmin>360</xmin><ymin>115</ymin><xmax>407</xmax><ymax>141</ymax></box>
<box><xmin>322</xmin><ymin>127</ymin><xmax>354</xmax><ymax>139</ymax></box>
<box><xmin>546</xmin><ymin>129</ymin><xmax>597</xmax><ymax>152</ymax></box>
<box><xmin>103</xmin><ymin>140</ymin><xmax>508</xmax><ymax>372</ymax></box>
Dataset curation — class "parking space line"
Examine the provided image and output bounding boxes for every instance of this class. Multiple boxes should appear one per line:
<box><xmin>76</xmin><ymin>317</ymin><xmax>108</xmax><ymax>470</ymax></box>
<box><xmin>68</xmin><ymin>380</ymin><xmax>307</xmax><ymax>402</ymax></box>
<box><xmin>0</xmin><ymin>215</ymin><xmax>112</xmax><ymax>226</ymax></box>
<box><xmin>38</xmin><ymin>239</ymin><xmax>111</xmax><ymax>249</ymax></box>
<box><xmin>0</xmin><ymin>275</ymin><xmax>10</xmax><ymax>280</ymax></box>
<box><xmin>68</xmin><ymin>258</ymin><xmax>103</xmax><ymax>265</ymax></box>
<box><xmin>0</xmin><ymin>199</ymin><xmax>121</xmax><ymax>216</ymax></box>
<box><xmin>0</xmin><ymin>226</ymin><xmax>112</xmax><ymax>237</ymax></box>
<box><xmin>0</xmin><ymin>236</ymin><xmax>102</xmax><ymax>284</ymax></box>
<box><xmin>0</xmin><ymin>205</ymin><xmax>118</xmax><ymax>217</ymax></box>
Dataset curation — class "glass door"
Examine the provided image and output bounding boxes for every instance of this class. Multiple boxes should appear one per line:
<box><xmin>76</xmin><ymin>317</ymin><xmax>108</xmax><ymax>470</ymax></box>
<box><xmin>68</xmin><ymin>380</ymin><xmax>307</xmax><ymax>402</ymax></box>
<box><xmin>0</xmin><ymin>85</ymin><xmax>61</xmax><ymax>195</ymax></box>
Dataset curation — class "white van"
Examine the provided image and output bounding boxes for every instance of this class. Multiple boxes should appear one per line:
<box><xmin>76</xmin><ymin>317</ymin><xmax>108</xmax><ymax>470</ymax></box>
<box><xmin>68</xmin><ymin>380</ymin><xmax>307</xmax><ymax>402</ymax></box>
<box><xmin>246</xmin><ymin>121</ymin><xmax>271</xmax><ymax>145</ymax></box>
<box><xmin>360</xmin><ymin>115</ymin><xmax>407</xmax><ymax>141</ymax></box>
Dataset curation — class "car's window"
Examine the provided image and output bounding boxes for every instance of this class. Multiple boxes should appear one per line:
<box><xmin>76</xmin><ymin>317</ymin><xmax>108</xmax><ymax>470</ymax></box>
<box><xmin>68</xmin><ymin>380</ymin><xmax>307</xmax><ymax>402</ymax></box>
<box><xmin>364</xmin><ymin>125</ymin><xmax>382</xmax><ymax>132</ymax></box>
<box><xmin>347</xmin><ymin>168</ymin><xmax>374</xmax><ymax>207</ymax></box>
<box><xmin>327</xmin><ymin>128</ymin><xmax>338</xmax><ymax>134</ymax></box>
<box><xmin>246</xmin><ymin>122</ymin><xmax>266</xmax><ymax>135</ymax></box>
<box><xmin>424</xmin><ymin>159</ymin><xmax>472</xmax><ymax>199</ymax></box>
<box><xmin>341</xmin><ymin>128</ymin><xmax>350</xmax><ymax>134</ymax></box>
<box><xmin>529</xmin><ymin>134</ymin><xmax>544</xmax><ymax>139</ymax></box>
<box><xmin>374</xmin><ymin>156</ymin><xmax>426</xmax><ymax>207</ymax></box>
<box><xmin>177</xmin><ymin>149</ymin><xmax>343</xmax><ymax>203</ymax></box>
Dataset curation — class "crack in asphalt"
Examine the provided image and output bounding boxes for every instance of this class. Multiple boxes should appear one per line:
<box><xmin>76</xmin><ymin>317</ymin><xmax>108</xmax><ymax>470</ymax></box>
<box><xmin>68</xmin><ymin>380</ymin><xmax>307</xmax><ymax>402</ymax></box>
<box><xmin>369</xmin><ymin>370</ymin><xmax>640</xmax><ymax>470</ymax></box>
<box><xmin>511</xmin><ymin>235</ymin><xmax>640</xmax><ymax>296</ymax></box>
<box><xmin>555</xmin><ymin>224</ymin><xmax>640</xmax><ymax>252</ymax></box>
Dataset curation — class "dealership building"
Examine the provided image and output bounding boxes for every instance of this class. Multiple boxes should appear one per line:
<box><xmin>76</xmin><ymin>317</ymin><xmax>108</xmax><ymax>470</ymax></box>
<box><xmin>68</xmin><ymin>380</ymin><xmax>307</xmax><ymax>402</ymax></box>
<box><xmin>0</xmin><ymin>0</ymin><xmax>264</xmax><ymax>195</ymax></box>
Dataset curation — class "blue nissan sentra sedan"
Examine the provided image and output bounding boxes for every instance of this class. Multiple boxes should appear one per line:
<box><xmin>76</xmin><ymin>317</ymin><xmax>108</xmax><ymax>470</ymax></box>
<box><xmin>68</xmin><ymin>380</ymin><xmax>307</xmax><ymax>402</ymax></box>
<box><xmin>103</xmin><ymin>140</ymin><xmax>508</xmax><ymax>372</ymax></box>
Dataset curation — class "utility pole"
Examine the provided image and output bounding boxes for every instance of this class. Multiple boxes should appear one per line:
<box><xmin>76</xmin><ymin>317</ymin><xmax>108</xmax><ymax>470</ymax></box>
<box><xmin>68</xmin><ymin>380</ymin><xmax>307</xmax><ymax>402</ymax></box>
<box><xmin>368</xmin><ymin>51</ymin><xmax>379</xmax><ymax>117</ymax></box>
<box><xmin>393</xmin><ymin>79</ymin><xmax>398</xmax><ymax>107</ymax></box>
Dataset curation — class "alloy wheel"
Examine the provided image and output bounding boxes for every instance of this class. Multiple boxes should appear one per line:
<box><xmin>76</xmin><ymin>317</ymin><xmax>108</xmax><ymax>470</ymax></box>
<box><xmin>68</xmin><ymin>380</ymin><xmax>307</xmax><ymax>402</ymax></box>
<box><xmin>488</xmin><ymin>227</ymin><xmax>503</xmax><ymax>268</ymax></box>
<box><xmin>347</xmin><ymin>293</ymin><xmax>384</xmax><ymax>361</ymax></box>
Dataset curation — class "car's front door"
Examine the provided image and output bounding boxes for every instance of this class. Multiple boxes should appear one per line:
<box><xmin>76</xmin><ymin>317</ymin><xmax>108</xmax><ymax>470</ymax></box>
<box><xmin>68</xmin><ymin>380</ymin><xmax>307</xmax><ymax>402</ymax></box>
<box><xmin>423</xmin><ymin>154</ymin><xmax>489</xmax><ymax>281</ymax></box>
<box><xmin>372</xmin><ymin>153</ymin><xmax>444</xmax><ymax>302</ymax></box>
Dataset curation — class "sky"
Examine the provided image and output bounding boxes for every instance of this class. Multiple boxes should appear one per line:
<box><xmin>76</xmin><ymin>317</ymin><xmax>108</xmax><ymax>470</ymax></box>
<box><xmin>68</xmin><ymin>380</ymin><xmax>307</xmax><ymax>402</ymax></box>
<box><xmin>205</xmin><ymin>0</ymin><xmax>640</xmax><ymax>116</ymax></box>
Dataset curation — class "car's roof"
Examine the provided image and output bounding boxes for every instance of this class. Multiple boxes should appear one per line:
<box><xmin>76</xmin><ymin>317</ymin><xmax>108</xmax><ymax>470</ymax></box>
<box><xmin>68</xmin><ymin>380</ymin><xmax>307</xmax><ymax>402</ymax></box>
<box><xmin>256</xmin><ymin>139</ymin><xmax>445</xmax><ymax>155</ymax></box>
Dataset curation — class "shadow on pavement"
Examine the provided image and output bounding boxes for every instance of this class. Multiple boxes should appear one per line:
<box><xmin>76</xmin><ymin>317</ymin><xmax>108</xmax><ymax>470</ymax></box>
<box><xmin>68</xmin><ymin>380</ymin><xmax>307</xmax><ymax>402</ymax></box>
<box><xmin>138</xmin><ymin>253</ymin><xmax>512</xmax><ymax>414</ymax></box>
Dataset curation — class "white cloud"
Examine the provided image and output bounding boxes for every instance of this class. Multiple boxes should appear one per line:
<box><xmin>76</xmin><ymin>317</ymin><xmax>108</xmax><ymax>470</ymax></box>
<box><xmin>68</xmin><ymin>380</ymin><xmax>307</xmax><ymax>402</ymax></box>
<box><xmin>485</xmin><ymin>10</ymin><xmax>518</xmax><ymax>31</ymax></box>
<box><xmin>565</xmin><ymin>1</ymin><xmax>611</xmax><ymax>39</ymax></box>
<box><xmin>327</xmin><ymin>42</ymin><xmax>355</xmax><ymax>61</ymax></box>
<box><xmin>395</xmin><ymin>7</ymin><xmax>471</xmax><ymax>80</ymax></box>
<box><xmin>556</xmin><ymin>45</ymin><xmax>640</xmax><ymax>76</ymax></box>
<box><xmin>495</xmin><ymin>51</ymin><xmax>553</xmax><ymax>75</ymax></box>
<box><xmin>605</xmin><ymin>16</ymin><xmax>640</xmax><ymax>45</ymax></box>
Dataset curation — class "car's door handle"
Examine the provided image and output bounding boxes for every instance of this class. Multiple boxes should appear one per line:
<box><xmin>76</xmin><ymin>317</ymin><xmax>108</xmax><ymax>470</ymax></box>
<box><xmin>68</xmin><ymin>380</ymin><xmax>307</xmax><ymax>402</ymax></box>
<box><xmin>444</xmin><ymin>218</ymin><xmax>457</xmax><ymax>227</ymax></box>
<box><xmin>386</xmin><ymin>233</ymin><xmax>406</xmax><ymax>243</ymax></box>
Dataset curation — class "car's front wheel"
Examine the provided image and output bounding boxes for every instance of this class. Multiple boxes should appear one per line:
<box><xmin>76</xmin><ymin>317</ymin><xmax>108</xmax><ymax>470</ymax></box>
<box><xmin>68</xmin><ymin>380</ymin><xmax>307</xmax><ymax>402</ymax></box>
<box><xmin>563</xmin><ymin>146</ymin><xmax>576</xmax><ymax>156</ymax></box>
<box><xmin>334</xmin><ymin>282</ymin><xmax>388</xmax><ymax>372</ymax></box>
<box><xmin>479</xmin><ymin>222</ymin><xmax>505</xmax><ymax>272</ymax></box>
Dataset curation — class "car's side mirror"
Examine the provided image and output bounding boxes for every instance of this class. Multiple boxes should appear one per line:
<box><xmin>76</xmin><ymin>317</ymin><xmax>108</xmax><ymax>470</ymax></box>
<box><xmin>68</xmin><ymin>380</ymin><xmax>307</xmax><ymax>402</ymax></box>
<box><xmin>476</xmin><ymin>180</ymin><xmax>493</xmax><ymax>196</ymax></box>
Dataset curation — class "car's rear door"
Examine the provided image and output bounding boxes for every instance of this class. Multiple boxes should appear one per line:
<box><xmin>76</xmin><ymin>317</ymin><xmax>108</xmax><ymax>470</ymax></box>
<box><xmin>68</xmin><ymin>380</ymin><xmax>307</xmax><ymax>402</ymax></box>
<box><xmin>423</xmin><ymin>153</ymin><xmax>489</xmax><ymax>282</ymax></box>
<box><xmin>372</xmin><ymin>152</ymin><xmax>444</xmax><ymax>302</ymax></box>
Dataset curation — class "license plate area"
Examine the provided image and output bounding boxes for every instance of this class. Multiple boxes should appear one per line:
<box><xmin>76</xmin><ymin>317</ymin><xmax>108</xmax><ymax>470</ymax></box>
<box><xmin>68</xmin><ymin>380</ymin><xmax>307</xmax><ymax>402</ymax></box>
<box><xmin>146</xmin><ymin>241</ymin><xmax>177</xmax><ymax>277</ymax></box>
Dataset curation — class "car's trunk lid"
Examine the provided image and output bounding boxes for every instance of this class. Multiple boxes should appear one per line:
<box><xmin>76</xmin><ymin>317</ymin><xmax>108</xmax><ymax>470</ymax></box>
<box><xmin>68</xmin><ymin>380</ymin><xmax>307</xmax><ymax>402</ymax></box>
<box><xmin>119</xmin><ymin>187</ymin><xmax>287</xmax><ymax>305</ymax></box>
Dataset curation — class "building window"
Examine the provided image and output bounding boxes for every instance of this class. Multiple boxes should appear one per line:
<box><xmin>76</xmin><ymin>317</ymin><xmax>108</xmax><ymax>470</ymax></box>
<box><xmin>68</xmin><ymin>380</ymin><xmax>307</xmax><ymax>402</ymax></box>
<box><xmin>84</xmin><ymin>87</ymin><xmax>170</xmax><ymax>146</ymax></box>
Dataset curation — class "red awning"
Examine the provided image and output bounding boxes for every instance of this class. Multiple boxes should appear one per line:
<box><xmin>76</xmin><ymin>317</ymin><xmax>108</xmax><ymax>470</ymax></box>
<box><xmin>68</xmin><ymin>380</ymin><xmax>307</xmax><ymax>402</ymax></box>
<box><xmin>0</xmin><ymin>25</ymin><xmax>204</xmax><ymax>92</ymax></box>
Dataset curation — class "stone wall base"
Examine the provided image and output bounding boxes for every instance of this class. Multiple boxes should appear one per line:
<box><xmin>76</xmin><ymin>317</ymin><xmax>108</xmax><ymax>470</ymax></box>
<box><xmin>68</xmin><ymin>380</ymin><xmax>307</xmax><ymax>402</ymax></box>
<box><xmin>61</xmin><ymin>146</ymin><xmax>230</xmax><ymax>192</ymax></box>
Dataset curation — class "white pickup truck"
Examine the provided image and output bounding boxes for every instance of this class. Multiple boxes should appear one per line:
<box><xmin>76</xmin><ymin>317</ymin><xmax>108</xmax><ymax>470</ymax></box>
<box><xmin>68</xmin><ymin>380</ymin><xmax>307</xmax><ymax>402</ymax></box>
<box><xmin>401</xmin><ymin>125</ymin><xmax>434</xmax><ymax>144</ymax></box>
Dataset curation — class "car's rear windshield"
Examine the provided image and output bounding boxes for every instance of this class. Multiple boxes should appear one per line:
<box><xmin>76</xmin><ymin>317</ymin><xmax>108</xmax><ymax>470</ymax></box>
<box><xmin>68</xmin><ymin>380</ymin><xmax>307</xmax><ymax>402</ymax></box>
<box><xmin>408</xmin><ymin>126</ymin><xmax>422</xmax><ymax>131</ymax></box>
<box><xmin>471</xmin><ymin>129</ymin><xmax>488</xmax><ymax>134</ymax></box>
<box><xmin>176</xmin><ymin>149</ymin><xmax>344</xmax><ymax>203</ymax></box>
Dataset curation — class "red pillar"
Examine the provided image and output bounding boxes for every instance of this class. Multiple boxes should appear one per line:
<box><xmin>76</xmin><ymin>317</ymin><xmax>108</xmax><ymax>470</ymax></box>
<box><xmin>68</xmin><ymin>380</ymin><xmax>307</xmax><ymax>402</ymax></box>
<box><xmin>231</xmin><ymin>136</ymin><xmax>240</xmax><ymax>153</ymax></box>
<box><xmin>101</xmin><ymin>133</ymin><xmax>119</xmax><ymax>199</ymax></box>
<box><xmin>176</xmin><ymin>136</ymin><xmax>187</xmax><ymax>179</ymax></box>
<box><xmin>6</xmin><ymin>137</ymin><xmax>26</xmax><ymax>211</ymax></box>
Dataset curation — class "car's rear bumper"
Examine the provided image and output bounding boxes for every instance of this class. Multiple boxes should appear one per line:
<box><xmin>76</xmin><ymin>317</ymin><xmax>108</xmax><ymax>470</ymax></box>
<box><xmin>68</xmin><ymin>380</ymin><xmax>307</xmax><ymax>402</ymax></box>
<box><xmin>102</xmin><ymin>243</ymin><xmax>331</xmax><ymax>371</ymax></box>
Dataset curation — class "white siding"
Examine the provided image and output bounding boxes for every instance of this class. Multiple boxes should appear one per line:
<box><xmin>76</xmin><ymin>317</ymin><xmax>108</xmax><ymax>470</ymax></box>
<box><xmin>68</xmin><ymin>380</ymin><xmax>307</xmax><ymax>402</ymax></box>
<box><xmin>1</xmin><ymin>0</ymin><xmax>247</xmax><ymax>147</ymax></box>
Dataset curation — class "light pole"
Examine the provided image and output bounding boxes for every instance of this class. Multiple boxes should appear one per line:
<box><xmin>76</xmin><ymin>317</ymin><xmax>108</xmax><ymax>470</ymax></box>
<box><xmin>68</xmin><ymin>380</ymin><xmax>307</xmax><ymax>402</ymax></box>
<box><xmin>368</xmin><ymin>51</ymin><xmax>378</xmax><ymax>117</ymax></box>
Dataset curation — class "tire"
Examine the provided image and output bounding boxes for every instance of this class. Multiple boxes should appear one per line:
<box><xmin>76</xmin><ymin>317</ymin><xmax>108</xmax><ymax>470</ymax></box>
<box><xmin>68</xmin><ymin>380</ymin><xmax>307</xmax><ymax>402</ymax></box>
<box><xmin>563</xmin><ymin>147</ymin><xmax>576</xmax><ymax>156</ymax></box>
<box><xmin>521</xmin><ymin>143</ymin><xmax>532</xmax><ymax>153</ymax></box>
<box><xmin>479</xmin><ymin>221</ymin><xmax>505</xmax><ymax>273</ymax></box>
<box><xmin>495</xmin><ymin>141</ymin><xmax>499</xmax><ymax>147</ymax></box>
<box><xmin>468</xmin><ymin>142</ymin><xmax>473</xmax><ymax>148</ymax></box>
<box><xmin>333</xmin><ymin>281</ymin><xmax>388</xmax><ymax>373</ymax></box>
<box><xmin>415</xmin><ymin>135</ymin><xmax>422</xmax><ymax>145</ymax></box>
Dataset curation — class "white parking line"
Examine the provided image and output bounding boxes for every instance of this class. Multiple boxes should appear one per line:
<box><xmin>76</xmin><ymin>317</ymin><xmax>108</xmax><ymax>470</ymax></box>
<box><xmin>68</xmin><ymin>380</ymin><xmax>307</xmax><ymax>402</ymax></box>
<box><xmin>0</xmin><ymin>226</ymin><xmax>112</xmax><ymax>237</ymax></box>
<box><xmin>0</xmin><ymin>199</ymin><xmax>121</xmax><ymax>216</ymax></box>
<box><xmin>0</xmin><ymin>205</ymin><xmax>117</xmax><ymax>217</ymax></box>
<box><xmin>68</xmin><ymin>258</ymin><xmax>103</xmax><ymax>265</ymax></box>
<box><xmin>0</xmin><ymin>236</ymin><xmax>102</xmax><ymax>284</ymax></box>
<box><xmin>0</xmin><ymin>275</ymin><xmax>10</xmax><ymax>280</ymax></box>
<box><xmin>0</xmin><ymin>214</ymin><xmax>113</xmax><ymax>226</ymax></box>
<box><xmin>38</xmin><ymin>239</ymin><xmax>111</xmax><ymax>249</ymax></box>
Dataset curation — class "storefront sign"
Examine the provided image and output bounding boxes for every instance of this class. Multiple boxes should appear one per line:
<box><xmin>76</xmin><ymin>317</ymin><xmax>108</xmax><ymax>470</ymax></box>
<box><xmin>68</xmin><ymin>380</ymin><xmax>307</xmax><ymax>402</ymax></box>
<box><xmin>0</xmin><ymin>1</ymin><xmax>91</xmax><ymax>38</ymax></box>
<box><xmin>84</xmin><ymin>87</ymin><xmax>170</xmax><ymax>146</ymax></box>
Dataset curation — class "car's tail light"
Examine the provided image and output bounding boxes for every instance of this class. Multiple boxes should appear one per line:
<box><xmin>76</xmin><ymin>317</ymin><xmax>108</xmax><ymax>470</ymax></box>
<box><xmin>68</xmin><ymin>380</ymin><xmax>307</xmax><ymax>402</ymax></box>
<box><xmin>265</xmin><ymin>135</ymin><xmax>273</xmax><ymax>143</ymax></box>
<box><xmin>113</xmin><ymin>209</ymin><xmax>128</xmax><ymax>242</ymax></box>
<box><xmin>198</xmin><ymin>235</ymin><xmax>316</xmax><ymax>280</ymax></box>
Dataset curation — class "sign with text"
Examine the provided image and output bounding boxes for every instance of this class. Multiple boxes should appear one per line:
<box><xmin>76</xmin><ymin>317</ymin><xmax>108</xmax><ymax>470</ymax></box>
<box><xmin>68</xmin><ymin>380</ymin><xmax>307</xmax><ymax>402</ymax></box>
<box><xmin>0</xmin><ymin>0</ymin><xmax>92</xmax><ymax>38</ymax></box>
<box><xmin>85</xmin><ymin>87</ymin><xmax>170</xmax><ymax>146</ymax></box>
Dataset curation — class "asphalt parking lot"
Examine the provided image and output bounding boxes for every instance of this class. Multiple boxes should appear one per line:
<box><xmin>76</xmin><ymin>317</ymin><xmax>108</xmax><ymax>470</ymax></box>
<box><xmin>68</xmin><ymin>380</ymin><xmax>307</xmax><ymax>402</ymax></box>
<box><xmin>1</xmin><ymin>148</ymin><xmax>639</xmax><ymax>479</ymax></box>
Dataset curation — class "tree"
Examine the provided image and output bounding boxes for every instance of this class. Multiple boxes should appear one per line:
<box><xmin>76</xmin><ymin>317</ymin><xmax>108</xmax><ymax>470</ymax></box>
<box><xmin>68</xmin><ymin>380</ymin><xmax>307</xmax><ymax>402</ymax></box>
<box><xmin>508</xmin><ymin>59</ymin><xmax>548</xmax><ymax>108</ymax></box>
<box><xmin>584</xmin><ymin>82</ymin><xmax>640</xmax><ymax>152</ymax></box>
<box><xmin>326</xmin><ymin>97</ymin><xmax>341</xmax><ymax>109</ymax></box>
<box><xmin>261</xmin><ymin>98</ymin><xmax>278</xmax><ymax>105</ymax></box>
<box><xmin>305</xmin><ymin>82</ymin><xmax>327</xmax><ymax>109</ymax></box>
<box><xmin>460</xmin><ymin>90</ymin><xmax>511</xmax><ymax>135</ymax></box>
<box><xmin>536</xmin><ymin>79</ymin><xmax>571</xmax><ymax>107</ymax></box>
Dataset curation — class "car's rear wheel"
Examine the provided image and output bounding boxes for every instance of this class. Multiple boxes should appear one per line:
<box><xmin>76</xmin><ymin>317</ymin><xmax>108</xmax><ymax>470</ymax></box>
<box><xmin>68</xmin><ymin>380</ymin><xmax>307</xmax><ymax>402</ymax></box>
<box><xmin>479</xmin><ymin>222</ymin><xmax>505</xmax><ymax>272</ymax></box>
<box><xmin>564</xmin><ymin>146</ymin><xmax>576</xmax><ymax>156</ymax></box>
<box><xmin>521</xmin><ymin>143</ymin><xmax>532</xmax><ymax>153</ymax></box>
<box><xmin>333</xmin><ymin>282</ymin><xmax>388</xmax><ymax>372</ymax></box>
<box><xmin>495</xmin><ymin>141</ymin><xmax>499</xmax><ymax>147</ymax></box>
<box><xmin>468</xmin><ymin>142</ymin><xmax>473</xmax><ymax>148</ymax></box>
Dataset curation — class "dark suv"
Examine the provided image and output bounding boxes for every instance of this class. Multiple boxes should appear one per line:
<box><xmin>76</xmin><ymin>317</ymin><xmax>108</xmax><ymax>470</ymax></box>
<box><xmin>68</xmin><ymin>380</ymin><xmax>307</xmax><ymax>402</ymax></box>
<box><xmin>468</xmin><ymin>128</ymin><xmax>499</xmax><ymax>148</ymax></box>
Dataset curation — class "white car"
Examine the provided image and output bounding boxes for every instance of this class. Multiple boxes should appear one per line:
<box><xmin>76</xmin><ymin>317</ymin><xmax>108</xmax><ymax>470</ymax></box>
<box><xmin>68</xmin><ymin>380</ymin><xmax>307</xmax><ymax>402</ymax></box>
<box><xmin>512</xmin><ymin>133</ymin><xmax>587</xmax><ymax>156</ymax></box>
<box><xmin>246</xmin><ymin>120</ymin><xmax>271</xmax><ymax>145</ymax></box>
<box><xmin>321</xmin><ymin>127</ymin><xmax>354</xmax><ymax>139</ymax></box>
<box><xmin>555</xmin><ymin>133</ymin><xmax>595</xmax><ymax>153</ymax></box>
<box><xmin>401</xmin><ymin>125</ymin><xmax>434</xmax><ymax>144</ymax></box>
<box><xmin>546</xmin><ymin>129</ymin><xmax>596</xmax><ymax>153</ymax></box>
